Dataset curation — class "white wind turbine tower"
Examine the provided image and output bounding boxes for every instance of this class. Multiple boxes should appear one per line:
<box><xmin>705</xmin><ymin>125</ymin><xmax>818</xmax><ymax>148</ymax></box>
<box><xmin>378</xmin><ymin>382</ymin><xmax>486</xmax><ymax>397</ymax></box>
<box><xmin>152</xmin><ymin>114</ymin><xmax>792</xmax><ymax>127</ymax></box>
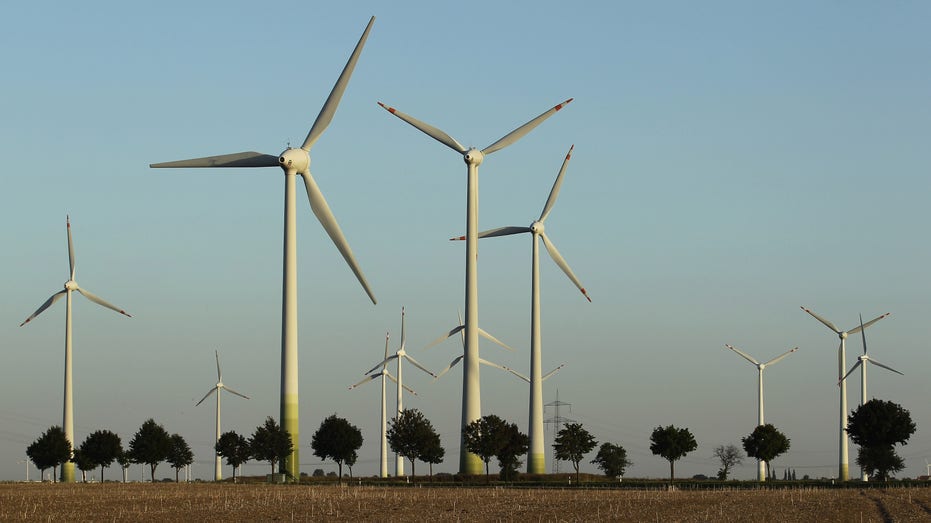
<box><xmin>801</xmin><ymin>306</ymin><xmax>890</xmax><ymax>481</ymax></box>
<box><xmin>151</xmin><ymin>17</ymin><xmax>377</xmax><ymax>480</ymax></box>
<box><xmin>840</xmin><ymin>314</ymin><xmax>903</xmax><ymax>481</ymax></box>
<box><xmin>362</xmin><ymin>308</ymin><xmax>435</xmax><ymax>476</ymax></box>
<box><xmin>195</xmin><ymin>350</ymin><xmax>249</xmax><ymax>481</ymax></box>
<box><xmin>348</xmin><ymin>332</ymin><xmax>396</xmax><ymax>478</ymax></box>
<box><xmin>379</xmin><ymin>97</ymin><xmax>572</xmax><ymax>473</ymax></box>
<box><xmin>724</xmin><ymin>344</ymin><xmax>798</xmax><ymax>481</ymax></box>
<box><xmin>19</xmin><ymin>216</ymin><xmax>132</xmax><ymax>483</ymax></box>
<box><xmin>456</xmin><ymin>144</ymin><xmax>589</xmax><ymax>474</ymax></box>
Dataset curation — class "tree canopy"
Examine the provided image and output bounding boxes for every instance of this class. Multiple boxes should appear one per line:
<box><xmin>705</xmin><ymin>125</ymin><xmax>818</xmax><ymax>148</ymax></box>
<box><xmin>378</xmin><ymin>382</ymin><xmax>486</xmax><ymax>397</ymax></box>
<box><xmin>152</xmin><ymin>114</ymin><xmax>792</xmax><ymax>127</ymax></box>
<box><xmin>847</xmin><ymin>399</ymin><xmax>916</xmax><ymax>481</ymax></box>
<box><xmin>128</xmin><ymin>419</ymin><xmax>172</xmax><ymax>481</ymax></box>
<box><xmin>554</xmin><ymin>423</ymin><xmax>597</xmax><ymax>484</ymax></box>
<box><xmin>26</xmin><ymin>426</ymin><xmax>71</xmax><ymax>482</ymax></box>
<box><xmin>496</xmin><ymin>422</ymin><xmax>529</xmax><ymax>481</ymax></box>
<box><xmin>420</xmin><ymin>432</ymin><xmax>445</xmax><ymax>479</ymax></box>
<box><xmin>216</xmin><ymin>431</ymin><xmax>251</xmax><ymax>482</ymax></box>
<box><xmin>649</xmin><ymin>425</ymin><xmax>697</xmax><ymax>480</ymax></box>
<box><xmin>742</xmin><ymin>424</ymin><xmax>790</xmax><ymax>479</ymax></box>
<box><xmin>712</xmin><ymin>444</ymin><xmax>744</xmax><ymax>480</ymax></box>
<box><xmin>592</xmin><ymin>442</ymin><xmax>632</xmax><ymax>480</ymax></box>
<box><xmin>72</xmin><ymin>448</ymin><xmax>96</xmax><ymax>482</ymax></box>
<box><xmin>386</xmin><ymin>409</ymin><xmax>440</xmax><ymax>477</ymax></box>
<box><xmin>79</xmin><ymin>430</ymin><xmax>122</xmax><ymax>483</ymax></box>
<box><xmin>167</xmin><ymin>433</ymin><xmax>194</xmax><ymax>482</ymax></box>
<box><xmin>462</xmin><ymin>414</ymin><xmax>511</xmax><ymax>479</ymax></box>
<box><xmin>250</xmin><ymin>417</ymin><xmax>294</xmax><ymax>477</ymax></box>
<box><xmin>311</xmin><ymin>414</ymin><xmax>364</xmax><ymax>484</ymax></box>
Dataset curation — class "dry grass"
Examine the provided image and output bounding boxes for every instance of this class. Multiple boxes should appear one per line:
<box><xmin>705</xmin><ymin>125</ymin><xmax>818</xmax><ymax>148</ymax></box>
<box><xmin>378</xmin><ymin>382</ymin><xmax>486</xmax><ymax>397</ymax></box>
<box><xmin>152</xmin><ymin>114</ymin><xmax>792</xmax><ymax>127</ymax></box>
<box><xmin>1</xmin><ymin>482</ymin><xmax>930</xmax><ymax>522</ymax></box>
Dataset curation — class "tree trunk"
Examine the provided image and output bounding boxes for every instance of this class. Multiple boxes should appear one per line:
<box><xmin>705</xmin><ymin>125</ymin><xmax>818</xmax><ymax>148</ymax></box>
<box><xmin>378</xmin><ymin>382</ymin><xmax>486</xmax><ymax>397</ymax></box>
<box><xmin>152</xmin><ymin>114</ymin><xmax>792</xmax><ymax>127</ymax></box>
<box><xmin>100</xmin><ymin>465</ymin><xmax>105</xmax><ymax>483</ymax></box>
<box><xmin>669</xmin><ymin>460</ymin><xmax>675</xmax><ymax>481</ymax></box>
<box><xmin>150</xmin><ymin>463</ymin><xmax>157</xmax><ymax>482</ymax></box>
<box><xmin>338</xmin><ymin>462</ymin><xmax>343</xmax><ymax>486</ymax></box>
<box><xmin>574</xmin><ymin>461</ymin><xmax>580</xmax><ymax>485</ymax></box>
<box><xmin>175</xmin><ymin>467</ymin><xmax>180</xmax><ymax>483</ymax></box>
<box><xmin>410</xmin><ymin>458</ymin><xmax>415</xmax><ymax>478</ymax></box>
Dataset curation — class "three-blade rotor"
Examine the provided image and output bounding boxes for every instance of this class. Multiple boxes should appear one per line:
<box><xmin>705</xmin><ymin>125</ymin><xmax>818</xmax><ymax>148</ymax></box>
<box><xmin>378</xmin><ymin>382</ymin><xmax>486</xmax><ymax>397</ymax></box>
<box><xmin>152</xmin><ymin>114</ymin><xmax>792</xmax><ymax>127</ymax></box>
<box><xmin>839</xmin><ymin>314</ymin><xmax>903</xmax><ymax>383</ymax></box>
<box><xmin>150</xmin><ymin>17</ymin><xmax>377</xmax><ymax>305</ymax></box>
<box><xmin>196</xmin><ymin>350</ymin><xmax>249</xmax><ymax>406</ymax></box>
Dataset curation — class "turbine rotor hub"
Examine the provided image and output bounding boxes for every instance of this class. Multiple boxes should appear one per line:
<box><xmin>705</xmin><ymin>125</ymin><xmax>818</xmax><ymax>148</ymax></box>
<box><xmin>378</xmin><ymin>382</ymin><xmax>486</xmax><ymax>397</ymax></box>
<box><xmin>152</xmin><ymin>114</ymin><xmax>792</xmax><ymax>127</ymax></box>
<box><xmin>463</xmin><ymin>148</ymin><xmax>484</xmax><ymax>166</ymax></box>
<box><xmin>64</xmin><ymin>280</ymin><xmax>78</xmax><ymax>291</ymax></box>
<box><xmin>530</xmin><ymin>221</ymin><xmax>544</xmax><ymax>234</ymax></box>
<box><xmin>278</xmin><ymin>148</ymin><xmax>310</xmax><ymax>174</ymax></box>
<box><xmin>840</xmin><ymin>331</ymin><xmax>848</xmax><ymax>340</ymax></box>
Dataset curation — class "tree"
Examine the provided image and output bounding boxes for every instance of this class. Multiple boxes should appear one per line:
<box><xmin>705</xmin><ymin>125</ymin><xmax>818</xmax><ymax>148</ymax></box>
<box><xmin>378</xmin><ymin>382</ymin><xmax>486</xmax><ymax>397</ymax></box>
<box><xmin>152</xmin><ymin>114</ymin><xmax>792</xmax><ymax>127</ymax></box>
<box><xmin>420</xmin><ymin>433</ymin><xmax>445</xmax><ymax>480</ymax></box>
<box><xmin>72</xmin><ymin>448</ymin><xmax>96</xmax><ymax>482</ymax></box>
<box><xmin>649</xmin><ymin>425</ymin><xmax>697</xmax><ymax>481</ymax></box>
<box><xmin>345</xmin><ymin>450</ymin><xmax>358</xmax><ymax>481</ymax></box>
<box><xmin>592</xmin><ymin>442</ymin><xmax>632</xmax><ymax>480</ymax></box>
<box><xmin>847</xmin><ymin>399</ymin><xmax>916</xmax><ymax>481</ymax></box>
<box><xmin>250</xmin><ymin>417</ymin><xmax>293</xmax><ymax>477</ymax></box>
<box><xmin>167</xmin><ymin>434</ymin><xmax>194</xmax><ymax>482</ymax></box>
<box><xmin>216</xmin><ymin>431</ymin><xmax>251</xmax><ymax>482</ymax></box>
<box><xmin>128</xmin><ymin>418</ymin><xmax>172</xmax><ymax>481</ymax></box>
<box><xmin>386</xmin><ymin>409</ymin><xmax>441</xmax><ymax>478</ymax></box>
<box><xmin>496</xmin><ymin>423</ymin><xmax>529</xmax><ymax>481</ymax></box>
<box><xmin>742</xmin><ymin>424</ymin><xmax>790</xmax><ymax>480</ymax></box>
<box><xmin>462</xmin><ymin>414</ymin><xmax>510</xmax><ymax>480</ymax></box>
<box><xmin>554</xmin><ymin>423</ymin><xmax>597</xmax><ymax>484</ymax></box>
<box><xmin>712</xmin><ymin>444</ymin><xmax>744</xmax><ymax>480</ymax></box>
<box><xmin>26</xmin><ymin>426</ymin><xmax>71</xmax><ymax>482</ymax></box>
<box><xmin>311</xmin><ymin>414</ymin><xmax>364</xmax><ymax>485</ymax></box>
<box><xmin>80</xmin><ymin>430</ymin><xmax>122</xmax><ymax>483</ymax></box>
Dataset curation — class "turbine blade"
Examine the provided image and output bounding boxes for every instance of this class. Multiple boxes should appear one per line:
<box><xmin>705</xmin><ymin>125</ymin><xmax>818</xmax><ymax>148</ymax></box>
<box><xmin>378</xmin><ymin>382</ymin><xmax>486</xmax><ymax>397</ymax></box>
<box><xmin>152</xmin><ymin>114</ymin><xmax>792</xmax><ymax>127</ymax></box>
<box><xmin>542</xmin><ymin>363</ymin><xmax>567</xmax><ymax>381</ymax></box>
<box><xmin>366</xmin><ymin>354</ymin><xmax>398</xmax><ymax>375</ymax></box>
<box><xmin>839</xmin><ymin>361</ymin><xmax>861</xmax><ymax>385</ymax></box>
<box><xmin>450</xmin><ymin>226</ymin><xmax>531</xmax><ymax>241</ymax></box>
<box><xmin>300</xmin><ymin>172</ymin><xmax>376</xmax><ymax>304</ymax></box>
<box><xmin>20</xmin><ymin>290</ymin><xmax>67</xmax><ymax>326</ymax></box>
<box><xmin>349</xmin><ymin>373</ymin><xmax>380</xmax><ymax>390</ymax></box>
<box><xmin>222</xmin><ymin>385</ymin><xmax>249</xmax><ymax>399</ymax></box>
<box><xmin>867</xmin><ymin>359</ymin><xmax>904</xmax><ymax>376</ymax></box>
<box><xmin>478</xmin><ymin>327</ymin><xmax>516</xmax><ymax>352</ymax></box>
<box><xmin>195</xmin><ymin>387</ymin><xmax>217</xmax><ymax>407</ymax></box>
<box><xmin>377</xmin><ymin>102</ymin><xmax>466</xmax><ymax>153</ymax></box>
<box><xmin>859</xmin><ymin>314</ymin><xmax>868</xmax><ymax>356</ymax></box>
<box><xmin>725</xmin><ymin>344</ymin><xmax>760</xmax><ymax>366</ymax></box>
<box><xmin>399</xmin><ymin>307</ymin><xmax>406</xmax><ymax>351</ymax></box>
<box><xmin>424</xmin><ymin>325</ymin><xmax>464</xmax><ymax>350</ymax></box>
<box><xmin>383</xmin><ymin>331</ymin><xmax>390</xmax><ymax>364</ymax></box>
<box><xmin>479</xmin><ymin>357</ymin><xmax>529</xmax><ymax>382</ymax></box>
<box><xmin>302</xmin><ymin>16</ymin><xmax>375</xmax><ymax>151</ymax></box>
<box><xmin>150</xmin><ymin>151</ymin><xmax>279</xmax><ymax>168</ymax></box>
<box><xmin>401</xmin><ymin>382</ymin><xmax>418</xmax><ymax>396</ymax></box>
<box><xmin>539</xmin><ymin>145</ymin><xmax>574</xmax><ymax>222</ymax></box>
<box><xmin>540</xmin><ymin>232</ymin><xmax>591</xmax><ymax>302</ymax></box>
<box><xmin>481</xmin><ymin>98</ymin><xmax>573</xmax><ymax>155</ymax></box>
<box><xmin>763</xmin><ymin>347</ymin><xmax>799</xmax><ymax>367</ymax></box>
<box><xmin>433</xmin><ymin>356</ymin><xmax>463</xmax><ymax>381</ymax></box>
<box><xmin>403</xmin><ymin>354</ymin><xmax>436</xmax><ymax>378</ymax></box>
<box><xmin>67</xmin><ymin>216</ymin><xmax>75</xmax><ymax>279</ymax></box>
<box><xmin>800</xmin><ymin>306</ymin><xmax>840</xmax><ymax>334</ymax></box>
<box><xmin>215</xmin><ymin>350</ymin><xmax>222</xmax><ymax>381</ymax></box>
<box><xmin>75</xmin><ymin>287</ymin><xmax>132</xmax><ymax>318</ymax></box>
<box><xmin>847</xmin><ymin>313</ymin><xmax>891</xmax><ymax>335</ymax></box>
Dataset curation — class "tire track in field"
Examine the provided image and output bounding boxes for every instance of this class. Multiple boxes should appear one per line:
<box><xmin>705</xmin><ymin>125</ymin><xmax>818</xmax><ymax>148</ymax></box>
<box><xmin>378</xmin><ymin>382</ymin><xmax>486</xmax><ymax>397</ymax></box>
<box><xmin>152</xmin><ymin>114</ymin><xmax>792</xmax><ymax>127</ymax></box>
<box><xmin>860</xmin><ymin>490</ymin><xmax>894</xmax><ymax>523</ymax></box>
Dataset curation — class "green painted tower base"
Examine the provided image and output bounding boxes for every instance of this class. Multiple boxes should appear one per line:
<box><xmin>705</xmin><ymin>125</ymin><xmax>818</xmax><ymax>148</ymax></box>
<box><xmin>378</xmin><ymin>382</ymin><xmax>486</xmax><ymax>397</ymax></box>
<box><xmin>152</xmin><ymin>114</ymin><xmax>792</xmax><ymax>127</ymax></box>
<box><xmin>61</xmin><ymin>461</ymin><xmax>75</xmax><ymax>483</ymax></box>
<box><xmin>527</xmin><ymin>452</ymin><xmax>546</xmax><ymax>475</ymax></box>
<box><xmin>460</xmin><ymin>450</ymin><xmax>483</xmax><ymax>475</ymax></box>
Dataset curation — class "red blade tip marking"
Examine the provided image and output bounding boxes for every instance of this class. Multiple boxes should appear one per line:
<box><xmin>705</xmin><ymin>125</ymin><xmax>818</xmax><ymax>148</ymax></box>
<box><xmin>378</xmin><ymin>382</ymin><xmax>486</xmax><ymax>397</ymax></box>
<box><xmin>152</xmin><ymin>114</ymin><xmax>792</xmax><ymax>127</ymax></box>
<box><xmin>450</xmin><ymin>236</ymin><xmax>466</xmax><ymax>241</ymax></box>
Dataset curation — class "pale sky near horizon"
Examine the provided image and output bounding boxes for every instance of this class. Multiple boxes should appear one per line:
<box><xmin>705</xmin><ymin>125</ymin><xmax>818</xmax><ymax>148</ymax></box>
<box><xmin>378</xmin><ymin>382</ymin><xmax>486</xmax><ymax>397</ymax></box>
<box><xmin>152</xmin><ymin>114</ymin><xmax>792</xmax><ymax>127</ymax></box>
<box><xmin>1</xmin><ymin>1</ymin><xmax>929</xmax><ymax>481</ymax></box>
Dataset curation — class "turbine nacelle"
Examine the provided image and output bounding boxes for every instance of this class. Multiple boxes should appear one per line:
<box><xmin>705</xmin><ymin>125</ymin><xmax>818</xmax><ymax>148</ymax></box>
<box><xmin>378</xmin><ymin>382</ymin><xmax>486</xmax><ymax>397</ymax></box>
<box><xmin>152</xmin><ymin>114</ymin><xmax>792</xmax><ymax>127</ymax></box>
<box><xmin>463</xmin><ymin>148</ymin><xmax>484</xmax><ymax>166</ymax></box>
<box><xmin>64</xmin><ymin>280</ymin><xmax>78</xmax><ymax>291</ymax></box>
<box><xmin>840</xmin><ymin>331</ymin><xmax>848</xmax><ymax>340</ymax></box>
<box><xmin>278</xmin><ymin>148</ymin><xmax>310</xmax><ymax>174</ymax></box>
<box><xmin>529</xmin><ymin>221</ymin><xmax>544</xmax><ymax>235</ymax></box>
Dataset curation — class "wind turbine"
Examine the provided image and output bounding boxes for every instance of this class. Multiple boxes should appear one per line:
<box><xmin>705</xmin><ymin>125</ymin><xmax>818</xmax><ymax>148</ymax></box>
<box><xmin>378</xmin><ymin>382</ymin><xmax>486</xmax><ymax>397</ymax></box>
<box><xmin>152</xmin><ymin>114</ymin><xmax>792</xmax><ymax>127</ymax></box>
<box><xmin>151</xmin><ymin>17</ymin><xmax>377</xmax><ymax>479</ymax></box>
<box><xmin>362</xmin><ymin>308</ymin><xmax>435</xmax><ymax>476</ymax></box>
<box><xmin>801</xmin><ymin>306</ymin><xmax>890</xmax><ymax>481</ymax></box>
<box><xmin>840</xmin><ymin>314</ymin><xmax>902</xmax><ymax>481</ymax></box>
<box><xmin>724</xmin><ymin>344</ymin><xmax>798</xmax><ymax>481</ymax></box>
<box><xmin>19</xmin><ymin>216</ymin><xmax>131</xmax><ymax>483</ymax></box>
<box><xmin>453</xmin><ymin>144</ymin><xmax>589</xmax><ymax>474</ymax></box>
<box><xmin>379</xmin><ymin>97</ymin><xmax>572</xmax><ymax>473</ymax></box>
<box><xmin>348</xmin><ymin>332</ymin><xmax>397</xmax><ymax>478</ymax></box>
<box><xmin>195</xmin><ymin>350</ymin><xmax>249</xmax><ymax>481</ymax></box>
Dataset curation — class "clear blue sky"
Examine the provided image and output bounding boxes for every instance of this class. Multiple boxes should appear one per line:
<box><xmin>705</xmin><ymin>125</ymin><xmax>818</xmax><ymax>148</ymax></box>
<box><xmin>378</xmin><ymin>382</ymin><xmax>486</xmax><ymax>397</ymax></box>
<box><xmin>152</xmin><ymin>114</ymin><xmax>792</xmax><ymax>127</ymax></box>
<box><xmin>1</xmin><ymin>1</ymin><xmax>929</xmax><ymax>481</ymax></box>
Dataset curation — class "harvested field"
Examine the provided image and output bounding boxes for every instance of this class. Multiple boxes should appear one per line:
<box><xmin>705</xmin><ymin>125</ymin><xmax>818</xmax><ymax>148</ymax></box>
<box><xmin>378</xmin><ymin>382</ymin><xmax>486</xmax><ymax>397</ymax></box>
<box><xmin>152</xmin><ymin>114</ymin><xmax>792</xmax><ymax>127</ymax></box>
<box><xmin>1</xmin><ymin>483</ymin><xmax>930</xmax><ymax>522</ymax></box>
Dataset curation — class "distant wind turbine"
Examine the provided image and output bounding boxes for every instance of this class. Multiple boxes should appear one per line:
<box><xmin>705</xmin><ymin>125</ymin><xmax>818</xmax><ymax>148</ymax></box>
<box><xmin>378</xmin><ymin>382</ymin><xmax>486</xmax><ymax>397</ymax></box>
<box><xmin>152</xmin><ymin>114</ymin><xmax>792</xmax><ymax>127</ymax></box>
<box><xmin>362</xmin><ymin>308</ymin><xmax>434</xmax><ymax>476</ymax></box>
<box><xmin>379</xmin><ymin>97</ymin><xmax>572</xmax><ymax>473</ymax></box>
<box><xmin>348</xmin><ymin>332</ymin><xmax>399</xmax><ymax>478</ymax></box>
<box><xmin>724</xmin><ymin>344</ymin><xmax>798</xmax><ymax>481</ymax></box>
<box><xmin>801</xmin><ymin>306</ymin><xmax>890</xmax><ymax>481</ymax></box>
<box><xmin>454</xmin><ymin>144</ymin><xmax>589</xmax><ymax>474</ymax></box>
<box><xmin>19</xmin><ymin>217</ymin><xmax>132</xmax><ymax>483</ymax></box>
<box><xmin>151</xmin><ymin>17</ymin><xmax>377</xmax><ymax>479</ymax></box>
<box><xmin>841</xmin><ymin>314</ymin><xmax>902</xmax><ymax>481</ymax></box>
<box><xmin>195</xmin><ymin>350</ymin><xmax>249</xmax><ymax>481</ymax></box>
